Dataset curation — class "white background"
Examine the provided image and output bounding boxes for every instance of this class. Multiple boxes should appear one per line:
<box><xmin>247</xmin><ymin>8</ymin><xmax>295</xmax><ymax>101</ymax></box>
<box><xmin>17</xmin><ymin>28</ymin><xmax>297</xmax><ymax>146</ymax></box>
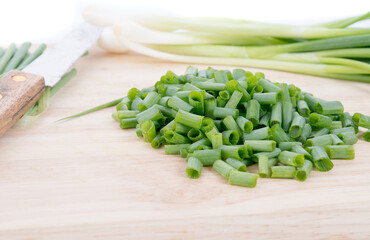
<box><xmin>0</xmin><ymin>0</ymin><xmax>369</xmax><ymax>45</ymax></box>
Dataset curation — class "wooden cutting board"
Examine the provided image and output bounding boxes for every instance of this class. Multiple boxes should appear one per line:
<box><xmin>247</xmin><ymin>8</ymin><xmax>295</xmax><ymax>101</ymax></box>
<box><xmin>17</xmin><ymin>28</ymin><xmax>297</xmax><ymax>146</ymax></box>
<box><xmin>1</xmin><ymin>47</ymin><xmax>369</xmax><ymax>240</ymax></box>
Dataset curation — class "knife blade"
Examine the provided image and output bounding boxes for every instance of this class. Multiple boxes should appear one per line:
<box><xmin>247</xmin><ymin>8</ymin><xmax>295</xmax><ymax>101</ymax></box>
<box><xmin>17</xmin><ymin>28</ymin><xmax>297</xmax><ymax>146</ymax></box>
<box><xmin>0</xmin><ymin>22</ymin><xmax>103</xmax><ymax>136</ymax></box>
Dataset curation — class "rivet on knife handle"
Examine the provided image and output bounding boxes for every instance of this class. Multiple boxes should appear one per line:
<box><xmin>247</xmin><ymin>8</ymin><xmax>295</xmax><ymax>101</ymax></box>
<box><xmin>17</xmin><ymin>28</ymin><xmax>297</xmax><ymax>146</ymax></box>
<box><xmin>0</xmin><ymin>70</ymin><xmax>45</xmax><ymax>136</ymax></box>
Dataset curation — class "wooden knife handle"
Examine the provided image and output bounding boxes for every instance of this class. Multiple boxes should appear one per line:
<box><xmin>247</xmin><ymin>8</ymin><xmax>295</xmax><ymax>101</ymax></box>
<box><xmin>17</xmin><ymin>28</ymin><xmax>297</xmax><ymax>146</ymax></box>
<box><xmin>0</xmin><ymin>70</ymin><xmax>45</xmax><ymax>136</ymax></box>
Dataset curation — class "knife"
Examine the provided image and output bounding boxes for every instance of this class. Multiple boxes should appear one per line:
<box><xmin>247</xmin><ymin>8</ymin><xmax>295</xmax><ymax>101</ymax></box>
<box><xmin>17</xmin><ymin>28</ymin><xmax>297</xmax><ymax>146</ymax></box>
<box><xmin>0</xmin><ymin>23</ymin><xmax>103</xmax><ymax>136</ymax></box>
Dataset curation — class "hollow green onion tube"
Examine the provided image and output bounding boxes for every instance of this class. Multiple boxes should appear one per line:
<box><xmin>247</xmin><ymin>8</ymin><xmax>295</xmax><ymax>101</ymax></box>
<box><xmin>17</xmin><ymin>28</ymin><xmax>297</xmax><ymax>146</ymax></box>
<box><xmin>213</xmin><ymin>160</ymin><xmax>235</xmax><ymax>179</ymax></box>
<box><xmin>222</xmin><ymin>130</ymin><xmax>239</xmax><ymax>145</ymax></box>
<box><xmin>258</xmin><ymin>155</ymin><xmax>269</xmax><ymax>178</ymax></box>
<box><xmin>252</xmin><ymin>148</ymin><xmax>282</xmax><ymax>162</ymax></box>
<box><xmin>219</xmin><ymin>90</ymin><xmax>230</xmax><ymax>101</ymax></box>
<box><xmin>187</xmin><ymin>128</ymin><xmax>204</xmax><ymax>142</ymax></box>
<box><xmin>259</xmin><ymin>112</ymin><xmax>271</xmax><ymax>127</ymax></box>
<box><xmin>246</xmin><ymin>99</ymin><xmax>260</xmax><ymax>126</ymax></box>
<box><xmin>363</xmin><ymin>130</ymin><xmax>370</xmax><ymax>142</ymax></box>
<box><xmin>325</xmin><ymin>145</ymin><xmax>355</xmax><ymax>159</ymax></box>
<box><xmin>258</xmin><ymin>78</ymin><xmax>282</xmax><ymax>93</ymax></box>
<box><xmin>330</xmin><ymin>121</ymin><xmax>343</xmax><ymax>130</ymax></box>
<box><xmin>214</xmin><ymin>70</ymin><xmax>228</xmax><ymax>83</ymax></box>
<box><xmin>201</xmin><ymin>117</ymin><xmax>217</xmax><ymax>133</ymax></box>
<box><xmin>216</xmin><ymin>97</ymin><xmax>227</xmax><ymax>107</ymax></box>
<box><xmin>330</xmin><ymin>134</ymin><xmax>345</xmax><ymax>145</ymax></box>
<box><xmin>236</xmin><ymin>116</ymin><xmax>253</xmax><ymax>133</ymax></box>
<box><xmin>173</xmin><ymin>122</ymin><xmax>192</xmax><ymax>134</ymax></box>
<box><xmin>295</xmin><ymin>160</ymin><xmax>313</xmax><ymax>182</ymax></box>
<box><xmin>270</xmin><ymin>166</ymin><xmax>296</xmax><ymax>179</ymax></box>
<box><xmin>278</xmin><ymin>150</ymin><xmax>304</xmax><ymax>167</ymax></box>
<box><xmin>165</xmin><ymin>144</ymin><xmax>191</xmax><ymax>154</ymax></box>
<box><xmin>341</xmin><ymin>112</ymin><xmax>357</xmax><ymax>130</ymax></box>
<box><xmin>192</xmin><ymin>149</ymin><xmax>222</xmax><ymax>166</ymax></box>
<box><xmin>307</xmin><ymin>146</ymin><xmax>334</xmax><ymax>172</ymax></box>
<box><xmin>136</xmin><ymin>105</ymin><xmax>163</xmax><ymax>124</ymax></box>
<box><xmin>270</xmin><ymin>102</ymin><xmax>282</xmax><ymax>126</ymax></box>
<box><xmin>271</xmin><ymin>124</ymin><xmax>290</xmax><ymax>143</ymax></box>
<box><xmin>223</xmin><ymin>115</ymin><xmax>243</xmax><ymax>139</ymax></box>
<box><xmin>180</xmin><ymin>148</ymin><xmax>189</xmax><ymax>158</ymax></box>
<box><xmin>352</xmin><ymin>113</ymin><xmax>370</xmax><ymax>129</ymax></box>
<box><xmin>298</xmin><ymin>123</ymin><xmax>312</xmax><ymax>142</ymax></box>
<box><xmin>195</xmin><ymin>82</ymin><xmax>226</xmax><ymax>91</ymax></box>
<box><xmin>226</xmin><ymin>157</ymin><xmax>247</xmax><ymax>172</ymax></box>
<box><xmin>226</xmin><ymin>80</ymin><xmax>250</xmax><ymax>101</ymax></box>
<box><xmin>117</xmin><ymin>110</ymin><xmax>139</xmax><ymax>119</ymax></box>
<box><xmin>151</xmin><ymin>134</ymin><xmax>163</xmax><ymax>149</ymax></box>
<box><xmin>120</xmin><ymin>118</ymin><xmax>138</xmax><ymax>129</ymax></box>
<box><xmin>268</xmin><ymin>158</ymin><xmax>279</xmax><ymax>168</ymax></box>
<box><xmin>136</xmin><ymin>124</ymin><xmax>143</xmax><ymax>137</ymax></box>
<box><xmin>186</xmin><ymin>156</ymin><xmax>203</xmax><ymax>179</ymax></box>
<box><xmin>315</xmin><ymin>100</ymin><xmax>344</xmax><ymax>115</ymax></box>
<box><xmin>225</xmin><ymin>90</ymin><xmax>243</xmax><ymax>109</ymax></box>
<box><xmin>297</xmin><ymin>100</ymin><xmax>311</xmax><ymax>117</ymax></box>
<box><xmin>187</xmin><ymin>138</ymin><xmax>211</xmax><ymax>153</ymax></box>
<box><xmin>213</xmin><ymin>107</ymin><xmax>239</xmax><ymax>119</ymax></box>
<box><xmin>331</xmin><ymin>126</ymin><xmax>356</xmax><ymax>135</ymax></box>
<box><xmin>139</xmin><ymin>92</ymin><xmax>161</xmax><ymax>111</ymax></box>
<box><xmin>175</xmin><ymin>109</ymin><xmax>204</xmax><ymax>129</ymax></box>
<box><xmin>309</xmin><ymin>113</ymin><xmax>333</xmax><ymax>129</ymax></box>
<box><xmin>304</xmin><ymin>94</ymin><xmax>320</xmax><ymax>112</ymax></box>
<box><xmin>141</xmin><ymin>120</ymin><xmax>157</xmax><ymax>142</ymax></box>
<box><xmin>211</xmin><ymin>132</ymin><xmax>223</xmax><ymax>149</ymax></box>
<box><xmin>279</xmin><ymin>142</ymin><xmax>302</xmax><ymax>151</ymax></box>
<box><xmin>282</xmin><ymin>101</ymin><xmax>293</xmax><ymax>132</ymax></box>
<box><xmin>228</xmin><ymin>170</ymin><xmax>258</xmax><ymax>188</ymax></box>
<box><xmin>244</xmin><ymin>140</ymin><xmax>276</xmax><ymax>152</ymax></box>
<box><xmin>189</xmin><ymin>90</ymin><xmax>204</xmax><ymax>115</ymax></box>
<box><xmin>338</xmin><ymin>132</ymin><xmax>358</xmax><ymax>145</ymax></box>
<box><xmin>310</xmin><ymin>128</ymin><xmax>330</xmax><ymax>138</ymax></box>
<box><xmin>291</xmin><ymin>145</ymin><xmax>313</xmax><ymax>161</ymax></box>
<box><xmin>116</xmin><ymin>97</ymin><xmax>130</xmax><ymax>111</ymax></box>
<box><xmin>253</xmin><ymin>92</ymin><xmax>278</xmax><ymax>105</ymax></box>
<box><xmin>204</xmin><ymin>97</ymin><xmax>217</xmax><ymax>118</ymax></box>
<box><xmin>305</xmin><ymin>134</ymin><xmax>333</xmax><ymax>147</ymax></box>
<box><xmin>168</xmin><ymin>96</ymin><xmax>193</xmax><ymax>112</ymax></box>
<box><xmin>243</xmin><ymin>127</ymin><xmax>271</xmax><ymax>140</ymax></box>
<box><xmin>289</xmin><ymin>112</ymin><xmax>306</xmax><ymax>138</ymax></box>
<box><xmin>164</xmin><ymin>130</ymin><xmax>191</xmax><ymax>144</ymax></box>
<box><xmin>205</xmin><ymin>127</ymin><xmax>219</xmax><ymax>141</ymax></box>
<box><xmin>219</xmin><ymin>145</ymin><xmax>249</xmax><ymax>160</ymax></box>
<box><xmin>131</xmin><ymin>97</ymin><xmax>143</xmax><ymax>111</ymax></box>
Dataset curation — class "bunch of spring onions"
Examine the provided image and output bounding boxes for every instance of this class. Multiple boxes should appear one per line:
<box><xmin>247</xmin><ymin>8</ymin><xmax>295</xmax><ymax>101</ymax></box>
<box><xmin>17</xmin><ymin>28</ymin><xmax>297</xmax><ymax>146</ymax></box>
<box><xmin>0</xmin><ymin>43</ymin><xmax>77</xmax><ymax>128</ymax></box>
<box><xmin>82</xmin><ymin>6</ymin><xmax>370</xmax><ymax>82</ymax></box>
<box><xmin>67</xmin><ymin>66</ymin><xmax>368</xmax><ymax>188</ymax></box>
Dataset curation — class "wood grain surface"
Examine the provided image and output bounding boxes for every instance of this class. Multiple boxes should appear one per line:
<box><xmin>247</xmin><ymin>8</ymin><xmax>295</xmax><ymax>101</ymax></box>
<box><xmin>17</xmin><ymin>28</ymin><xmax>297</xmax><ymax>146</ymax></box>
<box><xmin>0</xmin><ymin>47</ymin><xmax>369</xmax><ymax>240</ymax></box>
<box><xmin>0</xmin><ymin>70</ymin><xmax>44</xmax><ymax>136</ymax></box>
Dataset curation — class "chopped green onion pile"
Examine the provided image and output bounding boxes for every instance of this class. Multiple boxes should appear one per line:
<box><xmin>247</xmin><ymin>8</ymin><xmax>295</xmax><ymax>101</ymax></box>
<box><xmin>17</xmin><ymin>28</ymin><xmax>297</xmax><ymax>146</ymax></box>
<box><xmin>0</xmin><ymin>43</ymin><xmax>77</xmax><ymax>129</ymax></box>
<box><xmin>83</xmin><ymin>7</ymin><xmax>370</xmax><ymax>82</ymax></box>
<box><xmin>106</xmin><ymin>66</ymin><xmax>369</xmax><ymax>188</ymax></box>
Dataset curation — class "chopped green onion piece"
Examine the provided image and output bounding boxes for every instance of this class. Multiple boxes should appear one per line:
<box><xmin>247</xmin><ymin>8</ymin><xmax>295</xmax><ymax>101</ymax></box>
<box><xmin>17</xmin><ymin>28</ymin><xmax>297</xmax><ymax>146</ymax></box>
<box><xmin>270</xmin><ymin>102</ymin><xmax>282</xmax><ymax>126</ymax></box>
<box><xmin>271</xmin><ymin>124</ymin><xmax>290</xmax><ymax>143</ymax></box>
<box><xmin>259</xmin><ymin>112</ymin><xmax>271</xmax><ymax>127</ymax></box>
<box><xmin>330</xmin><ymin>133</ymin><xmax>345</xmax><ymax>145</ymax></box>
<box><xmin>271</xmin><ymin>166</ymin><xmax>296</xmax><ymax>179</ymax></box>
<box><xmin>168</xmin><ymin>96</ymin><xmax>193</xmax><ymax>112</ymax></box>
<box><xmin>236</xmin><ymin>116</ymin><xmax>253</xmax><ymax>133</ymax></box>
<box><xmin>195</xmin><ymin>82</ymin><xmax>226</xmax><ymax>91</ymax></box>
<box><xmin>252</xmin><ymin>148</ymin><xmax>282</xmax><ymax>162</ymax></box>
<box><xmin>172</xmin><ymin>122</ymin><xmax>191</xmax><ymax>134</ymax></box>
<box><xmin>309</xmin><ymin>113</ymin><xmax>333</xmax><ymax>129</ymax></box>
<box><xmin>298</xmin><ymin>123</ymin><xmax>312</xmax><ymax>142</ymax></box>
<box><xmin>141</xmin><ymin>120</ymin><xmax>157</xmax><ymax>142</ymax></box>
<box><xmin>291</xmin><ymin>145</ymin><xmax>312</xmax><ymax>161</ymax></box>
<box><xmin>151</xmin><ymin>135</ymin><xmax>163</xmax><ymax>149</ymax></box>
<box><xmin>213</xmin><ymin>107</ymin><xmax>239</xmax><ymax>119</ymax></box>
<box><xmin>338</xmin><ymin>132</ymin><xmax>358</xmax><ymax>145</ymax></box>
<box><xmin>279</xmin><ymin>142</ymin><xmax>302</xmax><ymax>151</ymax></box>
<box><xmin>363</xmin><ymin>130</ymin><xmax>370</xmax><ymax>142</ymax></box>
<box><xmin>226</xmin><ymin>80</ymin><xmax>251</xmax><ymax>101</ymax></box>
<box><xmin>245</xmin><ymin>99</ymin><xmax>260</xmax><ymax>126</ymax></box>
<box><xmin>186</xmin><ymin>156</ymin><xmax>203</xmax><ymax>179</ymax></box>
<box><xmin>325</xmin><ymin>145</ymin><xmax>355</xmax><ymax>159</ymax></box>
<box><xmin>243</xmin><ymin>127</ymin><xmax>271</xmax><ymax>140</ymax></box>
<box><xmin>187</xmin><ymin>138</ymin><xmax>211</xmax><ymax>153</ymax></box>
<box><xmin>187</xmin><ymin>128</ymin><xmax>204</xmax><ymax>142</ymax></box>
<box><xmin>139</xmin><ymin>92</ymin><xmax>161</xmax><ymax>111</ymax></box>
<box><xmin>253</xmin><ymin>92</ymin><xmax>278</xmax><ymax>105</ymax></box>
<box><xmin>222</xmin><ymin>130</ymin><xmax>239</xmax><ymax>145</ymax></box>
<box><xmin>307</xmin><ymin>146</ymin><xmax>333</xmax><ymax>172</ymax></box>
<box><xmin>228</xmin><ymin>170</ymin><xmax>258</xmax><ymax>188</ymax></box>
<box><xmin>304</xmin><ymin>94</ymin><xmax>319</xmax><ymax>112</ymax></box>
<box><xmin>219</xmin><ymin>145</ymin><xmax>249</xmax><ymax>160</ymax></box>
<box><xmin>192</xmin><ymin>149</ymin><xmax>221</xmax><ymax>166</ymax></box>
<box><xmin>120</xmin><ymin>118</ymin><xmax>138</xmax><ymax>129</ymax></box>
<box><xmin>310</xmin><ymin>128</ymin><xmax>330</xmax><ymax>138</ymax></box>
<box><xmin>175</xmin><ymin>110</ymin><xmax>204</xmax><ymax>129</ymax></box>
<box><xmin>117</xmin><ymin>110</ymin><xmax>139</xmax><ymax>119</ymax></box>
<box><xmin>225</xmin><ymin>90</ymin><xmax>243</xmax><ymax>108</ymax></box>
<box><xmin>289</xmin><ymin>112</ymin><xmax>305</xmax><ymax>138</ymax></box>
<box><xmin>223</xmin><ymin>115</ymin><xmax>243</xmax><ymax>138</ymax></box>
<box><xmin>164</xmin><ymin>130</ymin><xmax>191</xmax><ymax>144</ymax></box>
<box><xmin>329</xmin><ymin>121</ymin><xmax>343</xmax><ymax>130</ymax></box>
<box><xmin>189</xmin><ymin>90</ymin><xmax>205</xmax><ymax>115</ymax></box>
<box><xmin>165</xmin><ymin>144</ymin><xmax>191</xmax><ymax>154</ymax></box>
<box><xmin>226</xmin><ymin>157</ymin><xmax>247</xmax><ymax>172</ymax></box>
<box><xmin>352</xmin><ymin>113</ymin><xmax>370</xmax><ymax>129</ymax></box>
<box><xmin>213</xmin><ymin>160</ymin><xmax>235</xmax><ymax>179</ymax></box>
<box><xmin>136</xmin><ymin>105</ymin><xmax>163</xmax><ymax>124</ymax></box>
<box><xmin>331</xmin><ymin>126</ymin><xmax>356</xmax><ymax>135</ymax></box>
<box><xmin>297</xmin><ymin>100</ymin><xmax>311</xmax><ymax>117</ymax></box>
<box><xmin>244</xmin><ymin>140</ymin><xmax>276</xmax><ymax>152</ymax></box>
<box><xmin>258</xmin><ymin>78</ymin><xmax>282</xmax><ymax>93</ymax></box>
<box><xmin>258</xmin><ymin>155</ymin><xmax>269</xmax><ymax>178</ymax></box>
<box><xmin>305</xmin><ymin>134</ymin><xmax>333</xmax><ymax>147</ymax></box>
<box><xmin>278</xmin><ymin>150</ymin><xmax>304</xmax><ymax>167</ymax></box>
<box><xmin>295</xmin><ymin>160</ymin><xmax>313</xmax><ymax>182</ymax></box>
<box><xmin>211</xmin><ymin>132</ymin><xmax>223</xmax><ymax>149</ymax></box>
<box><xmin>315</xmin><ymin>100</ymin><xmax>344</xmax><ymax>115</ymax></box>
